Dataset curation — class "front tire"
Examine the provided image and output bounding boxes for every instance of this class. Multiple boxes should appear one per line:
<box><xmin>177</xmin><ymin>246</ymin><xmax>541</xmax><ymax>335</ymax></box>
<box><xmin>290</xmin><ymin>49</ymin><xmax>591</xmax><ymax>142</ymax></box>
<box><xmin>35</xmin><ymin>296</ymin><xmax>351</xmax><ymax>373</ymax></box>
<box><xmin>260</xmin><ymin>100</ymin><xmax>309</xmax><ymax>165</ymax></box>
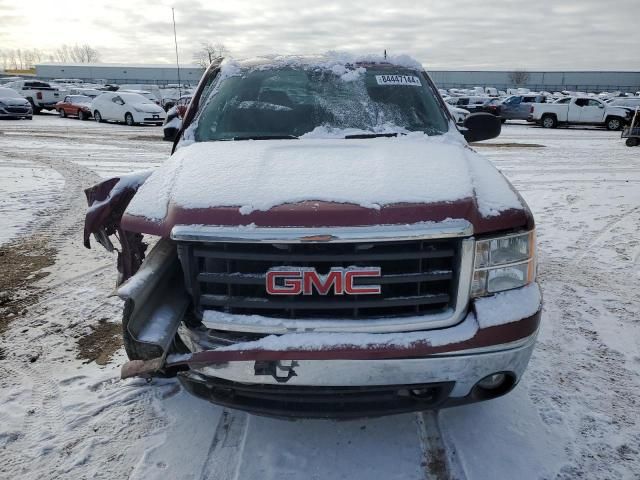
<box><xmin>125</xmin><ymin>113</ymin><xmax>135</xmax><ymax>126</ymax></box>
<box><xmin>626</xmin><ymin>137</ymin><xmax>639</xmax><ymax>147</ymax></box>
<box><xmin>59</xmin><ymin>108</ymin><xmax>66</xmax><ymax>118</ymax></box>
<box><xmin>541</xmin><ymin>114</ymin><xmax>557</xmax><ymax>128</ymax></box>
<box><xmin>606</xmin><ymin>117</ymin><xmax>623</xmax><ymax>131</ymax></box>
<box><xmin>78</xmin><ymin>110</ymin><xmax>87</xmax><ymax>121</ymax></box>
<box><xmin>94</xmin><ymin>110</ymin><xmax>104</xmax><ymax>123</ymax></box>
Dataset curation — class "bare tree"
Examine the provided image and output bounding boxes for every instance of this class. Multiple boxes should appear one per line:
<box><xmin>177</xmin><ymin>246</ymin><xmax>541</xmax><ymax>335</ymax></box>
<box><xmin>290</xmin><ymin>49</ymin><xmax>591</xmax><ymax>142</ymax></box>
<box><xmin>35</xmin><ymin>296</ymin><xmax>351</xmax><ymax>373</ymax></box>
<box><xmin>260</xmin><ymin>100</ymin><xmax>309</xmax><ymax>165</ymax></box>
<box><xmin>509</xmin><ymin>69</ymin><xmax>530</xmax><ymax>86</ymax></box>
<box><xmin>193</xmin><ymin>42</ymin><xmax>228</xmax><ymax>68</ymax></box>
<box><xmin>22</xmin><ymin>48</ymin><xmax>43</xmax><ymax>69</ymax></box>
<box><xmin>54</xmin><ymin>44</ymin><xmax>100</xmax><ymax>63</ymax></box>
<box><xmin>0</xmin><ymin>50</ymin><xmax>8</xmax><ymax>70</ymax></box>
<box><xmin>55</xmin><ymin>44</ymin><xmax>72</xmax><ymax>62</ymax></box>
<box><xmin>71</xmin><ymin>44</ymin><xmax>100</xmax><ymax>63</ymax></box>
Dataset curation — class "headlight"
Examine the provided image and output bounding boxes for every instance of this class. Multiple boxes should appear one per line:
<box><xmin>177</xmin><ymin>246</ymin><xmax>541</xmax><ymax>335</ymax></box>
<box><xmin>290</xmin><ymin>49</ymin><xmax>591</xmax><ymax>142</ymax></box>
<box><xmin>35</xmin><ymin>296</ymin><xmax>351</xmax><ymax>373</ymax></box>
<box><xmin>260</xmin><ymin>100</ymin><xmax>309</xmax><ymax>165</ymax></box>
<box><xmin>471</xmin><ymin>230</ymin><xmax>536</xmax><ymax>297</ymax></box>
<box><xmin>133</xmin><ymin>107</ymin><xmax>143</xmax><ymax>112</ymax></box>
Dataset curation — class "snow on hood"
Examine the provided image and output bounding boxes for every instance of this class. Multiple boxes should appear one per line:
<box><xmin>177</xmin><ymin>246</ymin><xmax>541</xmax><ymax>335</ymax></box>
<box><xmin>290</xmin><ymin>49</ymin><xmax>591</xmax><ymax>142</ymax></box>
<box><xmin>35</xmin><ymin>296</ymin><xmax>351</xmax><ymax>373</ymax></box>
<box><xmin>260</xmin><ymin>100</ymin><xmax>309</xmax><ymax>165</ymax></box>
<box><xmin>125</xmin><ymin>134</ymin><xmax>523</xmax><ymax>222</ymax></box>
<box><xmin>0</xmin><ymin>97</ymin><xmax>29</xmax><ymax>106</ymax></box>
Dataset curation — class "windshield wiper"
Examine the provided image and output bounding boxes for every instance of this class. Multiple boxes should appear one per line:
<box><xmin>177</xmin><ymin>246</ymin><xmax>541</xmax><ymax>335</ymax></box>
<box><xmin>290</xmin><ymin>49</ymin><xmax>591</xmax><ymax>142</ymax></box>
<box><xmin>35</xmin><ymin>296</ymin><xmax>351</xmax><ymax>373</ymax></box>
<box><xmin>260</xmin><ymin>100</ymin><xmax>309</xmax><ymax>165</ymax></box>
<box><xmin>232</xmin><ymin>135</ymin><xmax>298</xmax><ymax>141</ymax></box>
<box><xmin>344</xmin><ymin>133</ymin><xmax>399</xmax><ymax>139</ymax></box>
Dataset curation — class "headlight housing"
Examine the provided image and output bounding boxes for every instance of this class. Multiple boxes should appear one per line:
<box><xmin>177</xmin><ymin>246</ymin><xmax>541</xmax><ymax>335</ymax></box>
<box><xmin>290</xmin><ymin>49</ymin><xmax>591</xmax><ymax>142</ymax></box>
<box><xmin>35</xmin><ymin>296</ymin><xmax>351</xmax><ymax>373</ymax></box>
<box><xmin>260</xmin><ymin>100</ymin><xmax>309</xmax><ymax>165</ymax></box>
<box><xmin>133</xmin><ymin>106</ymin><xmax>143</xmax><ymax>112</ymax></box>
<box><xmin>471</xmin><ymin>230</ymin><xmax>536</xmax><ymax>297</ymax></box>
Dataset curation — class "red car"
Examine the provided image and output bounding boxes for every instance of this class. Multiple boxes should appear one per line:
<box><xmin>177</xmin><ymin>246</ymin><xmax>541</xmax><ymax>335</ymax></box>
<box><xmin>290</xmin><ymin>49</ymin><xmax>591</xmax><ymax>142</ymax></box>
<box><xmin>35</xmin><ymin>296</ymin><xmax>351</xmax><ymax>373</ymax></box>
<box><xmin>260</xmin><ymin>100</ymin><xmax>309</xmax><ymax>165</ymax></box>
<box><xmin>56</xmin><ymin>95</ymin><xmax>93</xmax><ymax>120</ymax></box>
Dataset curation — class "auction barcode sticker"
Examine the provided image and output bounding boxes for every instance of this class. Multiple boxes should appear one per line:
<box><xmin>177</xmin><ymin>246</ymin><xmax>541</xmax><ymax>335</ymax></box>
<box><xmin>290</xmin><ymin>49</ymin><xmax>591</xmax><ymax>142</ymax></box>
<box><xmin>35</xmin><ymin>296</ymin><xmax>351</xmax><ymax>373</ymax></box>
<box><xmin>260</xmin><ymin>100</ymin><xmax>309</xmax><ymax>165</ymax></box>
<box><xmin>375</xmin><ymin>75</ymin><xmax>422</xmax><ymax>86</ymax></box>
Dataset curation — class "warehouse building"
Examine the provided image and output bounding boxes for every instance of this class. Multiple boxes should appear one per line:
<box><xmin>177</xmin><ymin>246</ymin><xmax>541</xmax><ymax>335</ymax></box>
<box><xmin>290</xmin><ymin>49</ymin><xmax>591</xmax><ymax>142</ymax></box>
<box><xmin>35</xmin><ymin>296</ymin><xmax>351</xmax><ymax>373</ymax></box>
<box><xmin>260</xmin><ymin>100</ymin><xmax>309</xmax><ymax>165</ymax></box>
<box><xmin>34</xmin><ymin>63</ymin><xmax>640</xmax><ymax>93</ymax></box>
<box><xmin>35</xmin><ymin>63</ymin><xmax>204</xmax><ymax>86</ymax></box>
<box><xmin>428</xmin><ymin>70</ymin><xmax>640</xmax><ymax>93</ymax></box>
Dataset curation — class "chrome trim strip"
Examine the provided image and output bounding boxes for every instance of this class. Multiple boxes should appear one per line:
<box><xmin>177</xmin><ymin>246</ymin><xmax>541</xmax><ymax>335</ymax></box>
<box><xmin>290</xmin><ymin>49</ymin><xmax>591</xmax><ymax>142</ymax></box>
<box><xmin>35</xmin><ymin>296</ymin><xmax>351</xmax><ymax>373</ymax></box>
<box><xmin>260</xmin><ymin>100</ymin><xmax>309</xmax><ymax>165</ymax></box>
<box><xmin>171</xmin><ymin>220</ymin><xmax>473</xmax><ymax>244</ymax></box>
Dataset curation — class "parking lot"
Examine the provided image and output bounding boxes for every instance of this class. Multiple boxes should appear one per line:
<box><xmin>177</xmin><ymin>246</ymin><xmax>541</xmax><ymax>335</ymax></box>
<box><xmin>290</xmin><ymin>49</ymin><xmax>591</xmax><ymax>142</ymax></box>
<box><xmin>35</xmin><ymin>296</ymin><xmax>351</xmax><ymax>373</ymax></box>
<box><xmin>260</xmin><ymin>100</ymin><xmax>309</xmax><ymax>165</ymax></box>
<box><xmin>0</xmin><ymin>115</ymin><xmax>639</xmax><ymax>479</ymax></box>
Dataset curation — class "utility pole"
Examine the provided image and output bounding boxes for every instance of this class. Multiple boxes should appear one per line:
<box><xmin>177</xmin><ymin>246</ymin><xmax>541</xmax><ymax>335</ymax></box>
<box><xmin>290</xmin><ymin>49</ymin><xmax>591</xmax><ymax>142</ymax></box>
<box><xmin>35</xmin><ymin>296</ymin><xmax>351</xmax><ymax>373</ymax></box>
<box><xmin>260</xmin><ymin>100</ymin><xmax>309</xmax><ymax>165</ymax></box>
<box><xmin>172</xmin><ymin>7</ymin><xmax>182</xmax><ymax>98</ymax></box>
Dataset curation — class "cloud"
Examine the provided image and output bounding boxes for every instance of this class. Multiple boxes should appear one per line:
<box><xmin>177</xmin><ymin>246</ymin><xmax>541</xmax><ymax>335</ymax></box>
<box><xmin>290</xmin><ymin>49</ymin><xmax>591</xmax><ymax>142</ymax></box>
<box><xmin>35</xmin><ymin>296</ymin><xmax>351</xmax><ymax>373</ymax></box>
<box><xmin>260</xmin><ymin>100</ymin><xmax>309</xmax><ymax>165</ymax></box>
<box><xmin>1</xmin><ymin>0</ymin><xmax>639</xmax><ymax>69</ymax></box>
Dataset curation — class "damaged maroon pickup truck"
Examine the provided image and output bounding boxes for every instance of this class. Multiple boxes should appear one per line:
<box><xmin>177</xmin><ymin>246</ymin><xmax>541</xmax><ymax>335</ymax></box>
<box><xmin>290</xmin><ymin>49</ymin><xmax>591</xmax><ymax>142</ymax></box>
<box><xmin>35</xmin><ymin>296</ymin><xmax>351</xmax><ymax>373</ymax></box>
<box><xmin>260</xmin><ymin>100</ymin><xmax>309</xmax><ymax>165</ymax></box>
<box><xmin>84</xmin><ymin>54</ymin><xmax>541</xmax><ymax>418</ymax></box>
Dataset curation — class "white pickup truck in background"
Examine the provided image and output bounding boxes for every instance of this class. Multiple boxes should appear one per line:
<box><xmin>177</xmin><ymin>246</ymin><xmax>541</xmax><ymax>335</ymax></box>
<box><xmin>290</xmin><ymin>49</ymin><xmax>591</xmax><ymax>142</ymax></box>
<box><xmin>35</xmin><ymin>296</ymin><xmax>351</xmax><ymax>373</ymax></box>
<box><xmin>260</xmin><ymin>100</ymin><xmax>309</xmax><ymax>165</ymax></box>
<box><xmin>528</xmin><ymin>96</ymin><xmax>634</xmax><ymax>130</ymax></box>
<box><xmin>5</xmin><ymin>80</ymin><xmax>64</xmax><ymax>113</ymax></box>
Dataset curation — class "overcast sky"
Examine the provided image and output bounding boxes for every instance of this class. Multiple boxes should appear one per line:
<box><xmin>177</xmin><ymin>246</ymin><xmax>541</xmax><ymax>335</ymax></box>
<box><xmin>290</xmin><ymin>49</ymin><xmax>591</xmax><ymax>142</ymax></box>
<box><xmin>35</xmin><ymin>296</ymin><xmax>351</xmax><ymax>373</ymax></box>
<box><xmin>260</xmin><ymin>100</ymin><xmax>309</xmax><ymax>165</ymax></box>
<box><xmin>1</xmin><ymin>0</ymin><xmax>639</xmax><ymax>70</ymax></box>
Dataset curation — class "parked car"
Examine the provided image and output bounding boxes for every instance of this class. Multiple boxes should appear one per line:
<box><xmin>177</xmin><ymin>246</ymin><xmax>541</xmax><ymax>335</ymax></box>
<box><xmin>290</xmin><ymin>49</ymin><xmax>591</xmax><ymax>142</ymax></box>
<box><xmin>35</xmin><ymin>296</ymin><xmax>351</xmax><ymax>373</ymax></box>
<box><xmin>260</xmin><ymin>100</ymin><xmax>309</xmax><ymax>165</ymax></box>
<box><xmin>500</xmin><ymin>94</ymin><xmax>549</xmax><ymax>122</ymax></box>
<box><xmin>445</xmin><ymin>96</ymin><xmax>500</xmax><ymax>116</ymax></box>
<box><xmin>0</xmin><ymin>86</ymin><xmax>32</xmax><ymax>119</ymax></box>
<box><xmin>5</xmin><ymin>80</ymin><xmax>63</xmax><ymax>113</ymax></box>
<box><xmin>608</xmin><ymin>97</ymin><xmax>640</xmax><ymax>109</ymax></box>
<box><xmin>163</xmin><ymin>95</ymin><xmax>192</xmax><ymax>141</ymax></box>
<box><xmin>67</xmin><ymin>87</ymin><xmax>102</xmax><ymax>98</ymax></box>
<box><xmin>118</xmin><ymin>89</ymin><xmax>161</xmax><ymax>105</ymax></box>
<box><xmin>91</xmin><ymin>92</ymin><xmax>166</xmax><ymax>126</ymax></box>
<box><xmin>446</xmin><ymin>104</ymin><xmax>470</xmax><ymax>125</ymax></box>
<box><xmin>56</xmin><ymin>95</ymin><xmax>93</xmax><ymax>120</ymax></box>
<box><xmin>84</xmin><ymin>54</ymin><xmax>540</xmax><ymax>419</ymax></box>
<box><xmin>529</xmin><ymin>96</ymin><xmax>634</xmax><ymax>130</ymax></box>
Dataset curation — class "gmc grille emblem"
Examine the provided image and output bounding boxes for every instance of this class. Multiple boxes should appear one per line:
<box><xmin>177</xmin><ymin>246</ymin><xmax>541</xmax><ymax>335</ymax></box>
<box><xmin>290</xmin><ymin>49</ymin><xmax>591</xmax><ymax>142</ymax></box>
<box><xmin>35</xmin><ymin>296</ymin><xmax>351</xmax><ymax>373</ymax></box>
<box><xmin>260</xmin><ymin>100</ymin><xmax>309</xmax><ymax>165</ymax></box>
<box><xmin>266</xmin><ymin>267</ymin><xmax>381</xmax><ymax>295</ymax></box>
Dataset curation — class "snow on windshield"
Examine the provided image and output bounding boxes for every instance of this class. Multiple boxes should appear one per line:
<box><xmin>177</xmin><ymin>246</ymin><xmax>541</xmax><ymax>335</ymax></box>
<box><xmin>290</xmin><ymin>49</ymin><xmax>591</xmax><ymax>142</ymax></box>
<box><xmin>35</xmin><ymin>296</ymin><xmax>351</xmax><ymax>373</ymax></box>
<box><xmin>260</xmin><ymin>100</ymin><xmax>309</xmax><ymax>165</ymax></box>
<box><xmin>0</xmin><ymin>87</ymin><xmax>20</xmax><ymax>98</ymax></box>
<box><xmin>119</xmin><ymin>93</ymin><xmax>153</xmax><ymax>103</ymax></box>
<box><xmin>183</xmin><ymin>53</ymin><xmax>448</xmax><ymax>142</ymax></box>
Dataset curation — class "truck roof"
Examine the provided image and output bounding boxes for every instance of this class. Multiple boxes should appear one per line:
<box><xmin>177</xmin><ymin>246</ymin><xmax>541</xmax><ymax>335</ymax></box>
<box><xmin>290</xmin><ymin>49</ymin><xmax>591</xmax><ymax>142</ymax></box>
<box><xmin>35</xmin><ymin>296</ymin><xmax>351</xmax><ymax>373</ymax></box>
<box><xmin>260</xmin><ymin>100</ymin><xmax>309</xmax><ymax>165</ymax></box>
<box><xmin>223</xmin><ymin>53</ymin><xmax>424</xmax><ymax>71</ymax></box>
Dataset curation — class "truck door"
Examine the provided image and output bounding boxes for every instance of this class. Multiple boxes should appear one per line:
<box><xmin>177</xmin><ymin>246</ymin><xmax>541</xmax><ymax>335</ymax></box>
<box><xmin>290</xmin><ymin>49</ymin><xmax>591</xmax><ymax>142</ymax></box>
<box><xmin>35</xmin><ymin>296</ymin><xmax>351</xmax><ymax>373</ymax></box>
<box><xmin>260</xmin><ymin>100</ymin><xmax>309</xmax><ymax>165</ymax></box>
<box><xmin>580</xmin><ymin>99</ymin><xmax>606</xmax><ymax>123</ymax></box>
<box><xmin>568</xmin><ymin>98</ymin><xmax>585</xmax><ymax>122</ymax></box>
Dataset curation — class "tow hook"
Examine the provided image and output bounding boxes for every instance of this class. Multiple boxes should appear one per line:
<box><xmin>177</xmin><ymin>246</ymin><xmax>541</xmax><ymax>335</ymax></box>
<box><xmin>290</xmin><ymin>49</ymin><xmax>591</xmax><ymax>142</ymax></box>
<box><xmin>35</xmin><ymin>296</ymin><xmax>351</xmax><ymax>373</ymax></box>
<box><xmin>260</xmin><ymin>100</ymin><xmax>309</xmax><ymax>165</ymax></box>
<box><xmin>254</xmin><ymin>360</ymin><xmax>299</xmax><ymax>383</ymax></box>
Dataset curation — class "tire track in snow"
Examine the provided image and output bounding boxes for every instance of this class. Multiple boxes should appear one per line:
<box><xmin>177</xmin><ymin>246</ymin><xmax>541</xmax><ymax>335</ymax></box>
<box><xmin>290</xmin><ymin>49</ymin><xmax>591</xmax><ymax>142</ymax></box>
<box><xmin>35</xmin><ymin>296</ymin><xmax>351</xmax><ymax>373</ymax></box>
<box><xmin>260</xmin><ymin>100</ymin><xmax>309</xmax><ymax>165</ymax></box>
<box><xmin>573</xmin><ymin>206</ymin><xmax>640</xmax><ymax>266</ymax></box>
<box><xmin>418</xmin><ymin>411</ymin><xmax>467</xmax><ymax>480</ymax></box>
<box><xmin>199</xmin><ymin>409</ymin><xmax>249</xmax><ymax>480</ymax></box>
<box><xmin>0</xmin><ymin>362</ymin><xmax>67</xmax><ymax>477</ymax></box>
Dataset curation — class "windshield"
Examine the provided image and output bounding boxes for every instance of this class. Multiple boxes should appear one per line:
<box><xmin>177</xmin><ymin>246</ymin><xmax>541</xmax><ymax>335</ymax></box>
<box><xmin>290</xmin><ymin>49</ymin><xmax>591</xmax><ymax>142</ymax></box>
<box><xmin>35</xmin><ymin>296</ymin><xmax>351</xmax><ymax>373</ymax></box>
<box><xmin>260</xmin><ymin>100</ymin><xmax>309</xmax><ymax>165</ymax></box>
<box><xmin>69</xmin><ymin>95</ymin><xmax>91</xmax><ymax>103</ymax></box>
<box><xmin>194</xmin><ymin>66</ymin><xmax>449</xmax><ymax>141</ymax></box>
<box><xmin>120</xmin><ymin>93</ymin><xmax>153</xmax><ymax>104</ymax></box>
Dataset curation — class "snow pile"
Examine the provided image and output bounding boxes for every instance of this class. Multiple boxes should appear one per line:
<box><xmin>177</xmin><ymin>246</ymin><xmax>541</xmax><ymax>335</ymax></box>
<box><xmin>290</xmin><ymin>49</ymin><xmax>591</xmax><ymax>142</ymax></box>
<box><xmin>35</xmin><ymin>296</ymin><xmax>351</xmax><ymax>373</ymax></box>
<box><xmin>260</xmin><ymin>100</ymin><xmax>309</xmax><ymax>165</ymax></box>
<box><xmin>125</xmin><ymin>135</ymin><xmax>523</xmax><ymax>221</ymax></box>
<box><xmin>474</xmin><ymin>283</ymin><xmax>541</xmax><ymax>329</ymax></box>
<box><xmin>217</xmin><ymin>312</ymin><xmax>480</xmax><ymax>352</ymax></box>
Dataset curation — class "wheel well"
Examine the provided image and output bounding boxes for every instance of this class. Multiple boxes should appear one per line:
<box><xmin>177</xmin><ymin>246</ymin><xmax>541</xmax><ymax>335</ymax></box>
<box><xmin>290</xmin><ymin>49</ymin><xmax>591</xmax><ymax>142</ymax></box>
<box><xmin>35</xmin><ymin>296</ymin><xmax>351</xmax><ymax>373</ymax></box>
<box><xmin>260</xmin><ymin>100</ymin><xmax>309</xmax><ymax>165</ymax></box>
<box><xmin>541</xmin><ymin>113</ymin><xmax>556</xmax><ymax>119</ymax></box>
<box><xmin>605</xmin><ymin>115</ymin><xmax>623</xmax><ymax>122</ymax></box>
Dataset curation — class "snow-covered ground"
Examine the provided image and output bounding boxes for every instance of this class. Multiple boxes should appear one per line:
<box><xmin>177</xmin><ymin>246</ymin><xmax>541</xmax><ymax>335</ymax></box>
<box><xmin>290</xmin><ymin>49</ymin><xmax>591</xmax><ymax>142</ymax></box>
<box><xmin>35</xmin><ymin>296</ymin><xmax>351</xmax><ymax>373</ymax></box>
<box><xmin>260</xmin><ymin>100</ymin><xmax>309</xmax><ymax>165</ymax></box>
<box><xmin>0</xmin><ymin>116</ymin><xmax>639</xmax><ymax>479</ymax></box>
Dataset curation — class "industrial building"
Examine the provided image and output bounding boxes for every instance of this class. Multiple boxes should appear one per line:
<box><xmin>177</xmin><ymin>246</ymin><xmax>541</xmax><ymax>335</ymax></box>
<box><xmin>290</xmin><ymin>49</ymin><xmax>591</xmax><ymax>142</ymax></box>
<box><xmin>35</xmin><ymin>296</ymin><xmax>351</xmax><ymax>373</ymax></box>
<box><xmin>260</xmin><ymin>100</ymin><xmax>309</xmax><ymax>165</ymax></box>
<box><xmin>32</xmin><ymin>63</ymin><xmax>640</xmax><ymax>93</ymax></box>
<box><xmin>428</xmin><ymin>70</ymin><xmax>640</xmax><ymax>93</ymax></box>
<box><xmin>34</xmin><ymin>63</ymin><xmax>204</xmax><ymax>86</ymax></box>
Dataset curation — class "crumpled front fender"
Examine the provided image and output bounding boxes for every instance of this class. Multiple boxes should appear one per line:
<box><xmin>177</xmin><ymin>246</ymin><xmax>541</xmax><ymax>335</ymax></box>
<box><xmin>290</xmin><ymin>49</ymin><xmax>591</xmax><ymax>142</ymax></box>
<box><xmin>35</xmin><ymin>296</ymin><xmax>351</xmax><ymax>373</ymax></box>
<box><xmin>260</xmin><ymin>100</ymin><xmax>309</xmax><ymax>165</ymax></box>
<box><xmin>83</xmin><ymin>170</ymin><xmax>153</xmax><ymax>283</ymax></box>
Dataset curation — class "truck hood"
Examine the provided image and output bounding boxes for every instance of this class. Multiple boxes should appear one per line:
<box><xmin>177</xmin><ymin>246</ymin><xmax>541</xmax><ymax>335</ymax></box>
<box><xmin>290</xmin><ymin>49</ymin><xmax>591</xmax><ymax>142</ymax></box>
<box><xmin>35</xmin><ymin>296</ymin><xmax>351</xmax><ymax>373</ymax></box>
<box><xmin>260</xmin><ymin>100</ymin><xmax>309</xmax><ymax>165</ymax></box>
<box><xmin>122</xmin><ymin>136</ymin><xmax>532</xmax><ymax>237</ymax></box>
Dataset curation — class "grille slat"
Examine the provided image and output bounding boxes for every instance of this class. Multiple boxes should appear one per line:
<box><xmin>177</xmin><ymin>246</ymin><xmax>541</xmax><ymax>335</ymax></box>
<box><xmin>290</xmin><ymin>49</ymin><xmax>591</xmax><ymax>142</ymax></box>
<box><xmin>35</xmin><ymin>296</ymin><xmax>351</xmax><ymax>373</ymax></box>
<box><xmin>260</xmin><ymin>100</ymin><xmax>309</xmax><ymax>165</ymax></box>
<box><xmin>179</xmin><ymin>238</ymin><xmax>460</xmax><ymax>320</ymax></box>
<box><xmin>192</xmin><ymin>248</ymin><xmax>454</xmax><ymax>262</ymax></box>
<box><xmin>197</xmin><ymin>271</ymin><xmax>453</xmax><ymax>285</ymax></box>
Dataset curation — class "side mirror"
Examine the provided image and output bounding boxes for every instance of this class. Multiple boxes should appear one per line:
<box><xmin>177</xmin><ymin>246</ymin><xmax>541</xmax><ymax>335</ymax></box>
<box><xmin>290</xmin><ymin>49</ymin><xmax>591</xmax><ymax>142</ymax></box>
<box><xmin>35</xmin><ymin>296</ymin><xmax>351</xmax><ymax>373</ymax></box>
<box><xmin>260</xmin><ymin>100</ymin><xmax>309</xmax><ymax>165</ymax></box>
<box><xmin>462</xmin><ymin>113</ymin><xmax>501</xmax><ymax>143</ymax></box>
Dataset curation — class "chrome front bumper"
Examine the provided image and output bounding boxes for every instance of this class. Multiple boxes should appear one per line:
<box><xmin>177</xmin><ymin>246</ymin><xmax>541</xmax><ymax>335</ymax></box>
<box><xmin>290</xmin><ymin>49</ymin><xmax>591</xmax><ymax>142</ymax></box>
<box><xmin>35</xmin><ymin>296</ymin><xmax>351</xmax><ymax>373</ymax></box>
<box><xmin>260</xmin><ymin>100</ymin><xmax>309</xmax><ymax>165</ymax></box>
<box><xmin>181</xmin><ymin>332</ymin><xmax>537</xmax><ymax>398</ymax></box>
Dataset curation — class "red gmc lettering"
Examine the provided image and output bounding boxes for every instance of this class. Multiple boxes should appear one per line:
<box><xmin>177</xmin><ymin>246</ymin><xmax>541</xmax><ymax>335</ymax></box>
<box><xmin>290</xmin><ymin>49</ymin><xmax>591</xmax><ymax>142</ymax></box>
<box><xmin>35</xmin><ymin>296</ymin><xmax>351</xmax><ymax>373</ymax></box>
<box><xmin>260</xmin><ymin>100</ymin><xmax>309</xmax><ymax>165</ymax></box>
<box><xmin>265</xmin><ymin>270</ymin><xmax>303</xmax><ymax>295</ymax></box>
<box><xmin>344</xmin><ymin>269</ymin><xmax>382</xmax><ymax>294</ymax></box>
<box><xmin>266</xmin><ymin>268</ymin><xmax>381</xmax><ymax>295</ymax></box>
<box><xmin>303</xmin><ymin>270</ymin><xmax>344</xmax><ymax>295</ymax></box>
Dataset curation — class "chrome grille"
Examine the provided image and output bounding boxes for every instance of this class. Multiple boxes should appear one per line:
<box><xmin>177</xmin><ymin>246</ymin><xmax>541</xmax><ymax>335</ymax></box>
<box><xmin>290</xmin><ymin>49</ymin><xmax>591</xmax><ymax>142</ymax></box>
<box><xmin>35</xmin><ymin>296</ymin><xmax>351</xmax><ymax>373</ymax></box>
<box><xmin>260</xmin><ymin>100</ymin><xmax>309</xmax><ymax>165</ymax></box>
<box><xmin>178</xmin><ymin>239</ymin><xmax>461</xmax><ymax>320</ymax></box>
